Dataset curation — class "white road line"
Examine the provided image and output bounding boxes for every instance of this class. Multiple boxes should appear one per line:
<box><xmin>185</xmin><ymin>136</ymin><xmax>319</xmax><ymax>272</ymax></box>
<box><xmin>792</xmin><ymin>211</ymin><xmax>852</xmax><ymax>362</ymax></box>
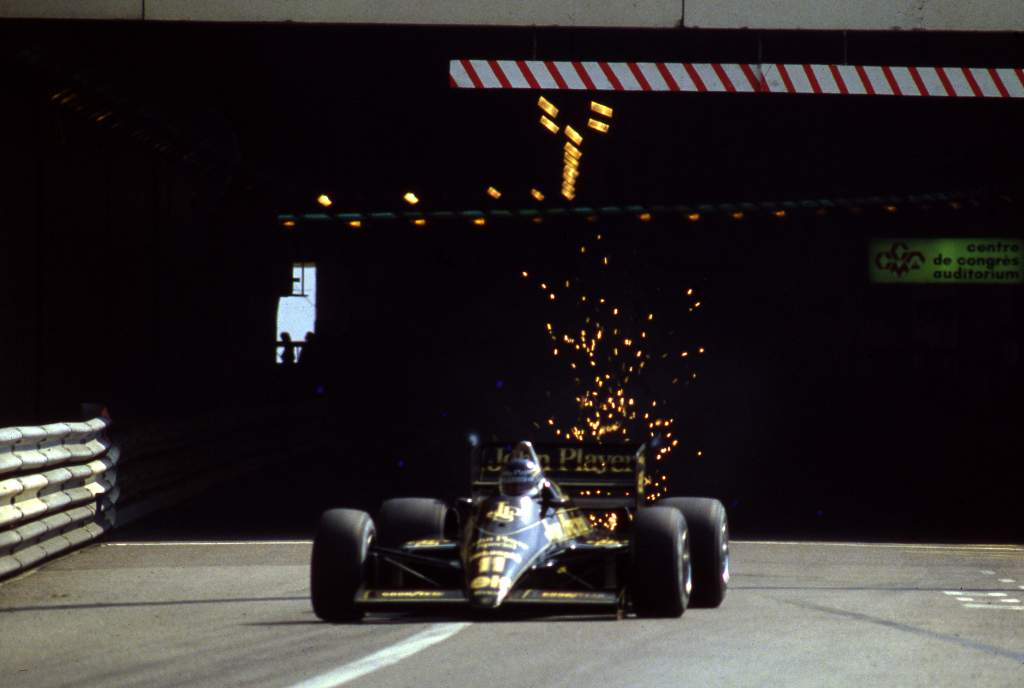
<box><xmin>956</xmin><ymin>597</ymin><xmax>973</xmax><ymax>602</ymax></box>
<box><xmin>737</xmin><ymin>541</ymin><xmax>1022</xmax><ymax>551</ymax></box>
<box><xmin>999</xmin><ymin>599</ymin><xmax>1021</xmax><ymax>604</ymax></box>
<box><xmin>980</xmin><ymin>570</ymin><xmax>996</xmax><ymax>575</ymax></box>
<box><xmin>963</xmin><ymin>604</ymin><xmax>1024</xmax><ymax>610</ymax></box>
<box><xmin>104</xmin><ymin>541</ymin><xmax>313</xmax><ymax>546</ymax></box>
<box><xmin>287</xmin><ymin>622</ymin><xmax>470</xmax><ymax>688</ymax></box>
<box><xmin>942</xmin><ymin>591</ymin><xmax>964</xmax><ymax>595</ymax></box>
<box><xmin>1019</xmin><ymin>586</ymin><xmax>1024</xmax><ymax>590</ymax></box>
<box><xmin>998</xmin><ymin>578</ymin><xmax>1015</xmax><ymax>583</ymax></box>
<box><xmin>987</xmin><ymin>592</ymin><xmax>1008</xmax><ymax>597</ymax></box>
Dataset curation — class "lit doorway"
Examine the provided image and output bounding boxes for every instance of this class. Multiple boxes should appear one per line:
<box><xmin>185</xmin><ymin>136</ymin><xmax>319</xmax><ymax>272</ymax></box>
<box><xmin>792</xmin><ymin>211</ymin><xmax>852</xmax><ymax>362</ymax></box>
<box><xmin>276</xmin><ymin>262</ymin><xmax>317</xmax><ymax>364</ymax></box>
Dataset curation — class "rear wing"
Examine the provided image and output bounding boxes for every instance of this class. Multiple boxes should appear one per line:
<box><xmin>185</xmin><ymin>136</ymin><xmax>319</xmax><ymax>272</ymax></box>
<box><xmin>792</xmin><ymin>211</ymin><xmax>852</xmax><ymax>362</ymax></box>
<box><xmin>471</xmin><ymin>442</ymin><xmax>647</xmax><ymax>511</ymax></box>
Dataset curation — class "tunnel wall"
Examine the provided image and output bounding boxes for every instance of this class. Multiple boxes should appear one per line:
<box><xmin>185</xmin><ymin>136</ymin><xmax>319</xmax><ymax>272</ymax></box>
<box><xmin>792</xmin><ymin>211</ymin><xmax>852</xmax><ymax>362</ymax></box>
<box><xmin>292</xmin><ymin>207</ymin><xmax>1023</xmax><ymax>539</ymax></box>
<box><xmin>0</xmin><ymin>81</ymin><xmax>282</xmax><ymax>426</ymax></box>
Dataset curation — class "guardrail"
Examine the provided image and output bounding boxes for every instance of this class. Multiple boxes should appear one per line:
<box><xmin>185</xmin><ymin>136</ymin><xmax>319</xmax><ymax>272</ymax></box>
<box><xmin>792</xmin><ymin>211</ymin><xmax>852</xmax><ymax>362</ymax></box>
<box><xmin>0</xmin><ymin>416</ymin><xmax>116</xmax><ymax>580</ymax></box>
<box><xmin>0</xmin><ymin>401</ymin><xmax>331</xmax><ymax>581</ymax></box>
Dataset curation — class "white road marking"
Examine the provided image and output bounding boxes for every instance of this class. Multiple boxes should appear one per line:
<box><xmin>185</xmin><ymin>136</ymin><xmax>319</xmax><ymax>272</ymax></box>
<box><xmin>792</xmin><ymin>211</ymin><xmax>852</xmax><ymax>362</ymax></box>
<box><xmin>104</xmin><ymin>541</ymin><xmax>313</xmax><ymax>546</ymax></box>
<box><xmin>943</xmin><ymin>591</ymin><xmax>964</xmax><ymax>595</ymax></box>
<box><xmin>999</xmin><ymin>599</ymin><xmax>1021</xmax><ymax>604</ymax></box>
<box><xmin>987</xmin><ymin>592</ymin><xmax>1008</xmax><ymax>597</ymax></box>
<box><xmin>998</xmin><ymin>578</ymin><xmax>1015</xmax><ymax>583</ymax></box>
<box><xmin>738</xmin><ymin>541</ymin><xmax>1022</xmax><ymax>552</ymax></box>
<box><xmin>1019</xmin><ymin>585</ymin><xmax>1024</xmax><ymax>590</ymax></box>
<box><xmin>980</xmin><ymin>570</ymin><xmax>996</xmax><ymax>575</ymax></box>
<box><xmin>956</xmin><ymin>597</ymin><xmax>973</xmax><ymax>602</ymax></box>
<box><xmin>288</xmin><ymin>622</ymin><xmax>470</xmax><ymax>688</ymax></box>
<box><xmin>963</xmin><ymin>604</ymin><xmax>1024</xmax><ymax>610</ymax></box>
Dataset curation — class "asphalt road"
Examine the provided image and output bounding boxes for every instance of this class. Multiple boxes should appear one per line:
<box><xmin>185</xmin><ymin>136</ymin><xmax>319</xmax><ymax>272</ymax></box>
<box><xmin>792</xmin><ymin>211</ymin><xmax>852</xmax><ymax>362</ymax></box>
<box><xmin>1</xmin><ymin>540</ymin><xmax>1022</xmax><ymax>687</ymax></box>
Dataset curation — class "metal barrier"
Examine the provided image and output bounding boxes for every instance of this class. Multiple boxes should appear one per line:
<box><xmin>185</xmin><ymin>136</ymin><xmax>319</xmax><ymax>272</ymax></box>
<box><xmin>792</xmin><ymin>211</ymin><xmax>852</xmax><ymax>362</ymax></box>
<box><xmin>0</xmin><ymin>401</ymin><xmax>331</xmax><ymax>581</ymax></box>
<box><xmin>0</xmin><ymin>417</ymin><xmax>116</xmax><ymax>580</ymax></box>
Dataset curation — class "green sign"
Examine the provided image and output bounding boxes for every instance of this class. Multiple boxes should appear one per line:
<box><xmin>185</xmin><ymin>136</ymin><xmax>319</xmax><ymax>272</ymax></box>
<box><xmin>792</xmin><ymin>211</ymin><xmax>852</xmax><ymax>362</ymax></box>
<box><xmin>870</xmin><ymin>238</ymin><xmax>1024</xmax><ymax>284</ymax></box>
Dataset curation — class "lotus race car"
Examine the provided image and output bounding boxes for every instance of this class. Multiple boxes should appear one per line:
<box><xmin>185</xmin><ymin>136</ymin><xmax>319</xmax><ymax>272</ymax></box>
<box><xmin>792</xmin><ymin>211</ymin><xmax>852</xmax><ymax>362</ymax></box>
<box><xmin>310</xmin><ymin>439</ymin><xmax>729</xmax><ymax>620</ymax></box>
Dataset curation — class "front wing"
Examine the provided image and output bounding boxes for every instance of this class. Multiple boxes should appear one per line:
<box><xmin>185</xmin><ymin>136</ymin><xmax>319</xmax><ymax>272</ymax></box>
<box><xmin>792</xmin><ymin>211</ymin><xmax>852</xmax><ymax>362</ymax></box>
<box><xmin>358</xmin><ymin>538</ymin><xmax>629</xmax><ymax>612</ymax></box>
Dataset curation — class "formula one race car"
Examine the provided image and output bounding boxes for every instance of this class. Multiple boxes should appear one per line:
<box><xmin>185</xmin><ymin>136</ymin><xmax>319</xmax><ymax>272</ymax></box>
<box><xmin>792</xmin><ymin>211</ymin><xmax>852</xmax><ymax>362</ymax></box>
<box><xmin>310</xmin><ymin>439</ymin><xmax>728</xmax><ymax>621</ymax></box>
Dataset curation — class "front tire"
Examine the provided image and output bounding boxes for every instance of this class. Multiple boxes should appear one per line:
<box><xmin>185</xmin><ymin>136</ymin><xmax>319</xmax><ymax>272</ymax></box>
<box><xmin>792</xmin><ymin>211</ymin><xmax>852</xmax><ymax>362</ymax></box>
<box><xmin>631</xmin><ymin>506</ymin><xmax>692</xmax><ymax>618</ymax></box>
<box><xmin>659</xmin><ymin>497</ymin><xmax>728</xmax><ymax>608</ymax></box>
<box><xmin>311</xmin><ymin>508</ymin><xmax>374</xmax><ymax>622</ymax></box>
<box><xmin>376</xmin><ymin>498</ymin><xmax>448</xmax><ymax>547</ymax></box>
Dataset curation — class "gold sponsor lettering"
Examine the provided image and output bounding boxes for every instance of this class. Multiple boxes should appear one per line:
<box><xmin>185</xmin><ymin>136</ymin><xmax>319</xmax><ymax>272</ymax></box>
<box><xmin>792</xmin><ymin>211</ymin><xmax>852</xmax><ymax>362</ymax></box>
<box><xmin>485</xmin><ymin>447</ymin><xmax>636</xmax><ymax>475</ymax></box>
<box><xmin>474</xmin><ymin>535</ymin><xmax>530</xmax><ymax>551</ymax></box>
<box><xmin>379</xmin><ymin>591</ymin><xmax>444</xmax><ymax>598</ymax></box>
<box><xmin>405</xmin><ymin>539</ymin><xmax>445</xmax><ymax>547</ymax></box>
<box><xmin>610</xmin><ymin>454</ymin><xmax>631</xmax><ymax>473</ymax></box>
<box><xmin>477</xmin><ymin>555</ymin><xmax>508</xmax><ymax>574</ymax></box>
<box><xmin>540</xmin><ymin>591</ymin><xmax>583</xmax><ymax>599</ymax></box>
<box><xmin>542</xmin><ymin>519</ymin><xmax>563</xmax><ymax>542</ymax></box>
<box><xmin>486</xmin><ymin>501</ymin><xmax>519</xmax><ymax>523</ymax></box>
<box><xmin>543</xmin><ymin>509</ymin><xmax>590</xmax><ymax>543</ymax></box>
<box><xmin>470</xmin><ymin>575</ymin><xmax>512</xmax><ymax>592</ymax></box>
<box><xmin>471</xmin><ymin>550</ymin><xmax>522</xmax><ymax>564</ymax></box>
<box><xmin>483</xmin><ymin>447</ymin><xmax>553</xmax><ymax>472</ymax></box>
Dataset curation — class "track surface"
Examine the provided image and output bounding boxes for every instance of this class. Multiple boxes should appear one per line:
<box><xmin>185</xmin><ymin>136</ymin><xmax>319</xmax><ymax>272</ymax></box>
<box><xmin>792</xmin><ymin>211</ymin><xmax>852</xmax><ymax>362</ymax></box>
<box><xmin>2</xmin><ymin>540</ymin><xmax>1022</xmax><ymax>687</ymax></box>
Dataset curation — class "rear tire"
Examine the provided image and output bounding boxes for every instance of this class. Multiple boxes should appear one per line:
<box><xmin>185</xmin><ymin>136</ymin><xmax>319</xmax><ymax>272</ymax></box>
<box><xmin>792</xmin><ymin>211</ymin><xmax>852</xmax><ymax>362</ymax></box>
<box><xmin>376</xmin><ymin>498</ymin><xmax>448</xmax><ymax>548</ymax></box>
<box><xmin>659</xmin><ymin>497</ymin><xmax>728</xmax><ymax>608</ymax></box>
<box><xmin>311</xmin><ymin>509</ymin><xmax>374</xmax><ymax>622</ymax></box>
<box><xmin>631</xmin><ymin>506</ymin><xmax>691</xmax><ymax>618</ymax></box>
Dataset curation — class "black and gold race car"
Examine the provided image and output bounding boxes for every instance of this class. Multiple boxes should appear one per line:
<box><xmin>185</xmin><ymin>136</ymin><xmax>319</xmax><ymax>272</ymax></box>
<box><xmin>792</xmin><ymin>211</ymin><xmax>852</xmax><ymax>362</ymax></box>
<box><xmin>310</xmin><ymin>439</ymin><xmax>728</xmax><ymax>621</ymax></box>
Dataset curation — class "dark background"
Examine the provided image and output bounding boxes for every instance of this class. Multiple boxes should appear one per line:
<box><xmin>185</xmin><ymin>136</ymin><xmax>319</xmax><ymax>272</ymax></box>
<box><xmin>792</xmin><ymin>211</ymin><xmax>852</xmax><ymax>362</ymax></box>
<box><xmin>0</xmin><ymin>21</ymin><xmax>1020</xmax><ymax>540</ymax></box>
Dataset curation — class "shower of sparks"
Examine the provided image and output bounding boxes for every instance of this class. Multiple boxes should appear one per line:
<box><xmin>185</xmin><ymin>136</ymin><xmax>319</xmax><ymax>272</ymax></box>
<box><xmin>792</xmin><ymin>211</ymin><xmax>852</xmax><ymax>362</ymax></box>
<box><xmin>522</xmin><ymin>240</ymin><xmax>705</xmax><ymax>502</ymax></box>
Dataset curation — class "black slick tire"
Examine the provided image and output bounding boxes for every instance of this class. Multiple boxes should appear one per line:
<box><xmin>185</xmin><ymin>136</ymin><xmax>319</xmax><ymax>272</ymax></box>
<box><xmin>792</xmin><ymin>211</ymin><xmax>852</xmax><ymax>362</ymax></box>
<box><xmin>630</xmin><ymin>505</ymin><xmax>692</xmax><ymax>618</ymax></box>
<box><xmin>310</xmin><ymin>508</ymin><xmax>374</xmax><ymax>622</ymax></box>
<box><xmin>376</xmin><ymin>498</ymin><xmax>448</xmax><ymax>548</ymax></box>
<box><xmin>659</xmin><ymin>497</ymin><xmax>729</xmax><ymax>608</ymax></box>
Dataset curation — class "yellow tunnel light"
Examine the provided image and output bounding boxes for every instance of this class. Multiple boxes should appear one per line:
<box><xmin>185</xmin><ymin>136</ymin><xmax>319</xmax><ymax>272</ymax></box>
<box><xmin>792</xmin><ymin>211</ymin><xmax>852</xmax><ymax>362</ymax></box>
<box><xmin>563</xmin><ymin>166</ymin><xmax>579</xmax><ymax>179</ymax></box>
<box><xmin>774</xmin><ymin>209</ymin><xmax>787</xmax><ymax>218</ymax></box>
<box><xmin>348</xmin><ymin>220</ymin><xmax>362</xmax><ymax>229</ymax></box>
<box><xmin>564</xmin><ymin>153</ymin><xmax>580</xmax><ymax>168</ymax></box>
<box><xmin>537</xmin><ymin>96</ymin><xmax>559</xmax><ymax>119</ymax></box>
<box><xmin>591</xmin><ymin>101</ymin><xmax>614</xmax><ymax>118</ymax></box>
<box><xmin>564</xmin><ymin>141</ymin><xmax>582</xmax><ymax>159</ymax></box>
<box><xmin>530</xmin><ymin>188</ymin><xmax>545</xmax><ymax>202</ymax></box>
<box><xmin>412</xmin><ymin>218</ymin><xmax>427</xmax><ymax>227</ymax></box>
<box><xmin>638</xmin><ymin>212</ymin><xmax>652</xmax><ymax>222</ymax></box>
<box><xmin>540</xmin><ymin>115</ymin><xmax>559</xmax><ymax>134</ymax></box>
<box><xmin>562</xmin><ymin>189</ymin><xmax>576</xmax><ymax>201</ymax></box>
<box><xmin>281</xmin><ymin>219</ymin><xmax>296</xmax><ymax>228</ymax></box>
<box><xmin>317</xmin><ymin>194</ymin><xmax>333</xmax><ymax>208</ymax></box>
<box><xmin>486</xmin><ymin>186</ymin><xmax>502</xmax><ymax>200</ymax></box>
<box><xmin>731</xmin><ymin>211</ymin><xmax>745</xmax><ymax>221</ymax></box>
<box><xmin>564</xmin><ymin>126</ymin><xmax>583</xmax><ymax>146</ymax></box>
<box><xmin>472</xmin><ymin>217</ymin><xmax>487</xmax><ymax>226</ymax></box>
<box><xmin>687</xmin><ymin>213</ymin><xmax>701</xmax><ymax>222</ymax></box>
<box><xmin>403</xmin><ymin>192</ymin><xmax>419</xmax><ymax>205</ymax></box>
<box><xmin>587</xmin><ymin>118</ymin><xmax>610</xmax><ymax>133</ymax></box>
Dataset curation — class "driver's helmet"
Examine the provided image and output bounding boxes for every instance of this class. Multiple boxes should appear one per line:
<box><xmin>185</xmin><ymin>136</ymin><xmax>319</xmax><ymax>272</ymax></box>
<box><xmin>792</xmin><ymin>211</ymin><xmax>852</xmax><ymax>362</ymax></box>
<box><xmin>499</xmin><ymin>441</ymin><xmax>544</xmax><ymax>498</ymax></box>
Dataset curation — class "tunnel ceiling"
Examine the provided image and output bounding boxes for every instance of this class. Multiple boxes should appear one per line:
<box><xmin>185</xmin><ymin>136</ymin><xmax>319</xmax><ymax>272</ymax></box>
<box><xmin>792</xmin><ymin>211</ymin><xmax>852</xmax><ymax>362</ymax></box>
<box><xmin>3</xmin><ymin>21</ymin><xmax>1021</xmax><ymax>215</ymax></box>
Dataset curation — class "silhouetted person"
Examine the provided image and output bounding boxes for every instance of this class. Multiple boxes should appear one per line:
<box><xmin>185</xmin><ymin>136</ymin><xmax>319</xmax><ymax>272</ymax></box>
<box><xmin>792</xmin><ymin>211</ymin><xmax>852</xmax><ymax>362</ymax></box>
<box><xmin>298</xmin><ymin>330</ymin><xmax>319</xmax><ymax>370</ymax></box>
<box><xmin>279</xmin><ymin>332</ymin><xmax>296</xmax><ymax>366</ymax></box>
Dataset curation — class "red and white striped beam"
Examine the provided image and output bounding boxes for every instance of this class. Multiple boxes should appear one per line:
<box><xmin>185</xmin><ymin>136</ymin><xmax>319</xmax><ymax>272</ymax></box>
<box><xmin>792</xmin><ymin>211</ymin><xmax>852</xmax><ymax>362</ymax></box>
<box><xmin>449</xmin><ymin>60</ymin><xmax>1024</xmax><ymax>98</ymax></box>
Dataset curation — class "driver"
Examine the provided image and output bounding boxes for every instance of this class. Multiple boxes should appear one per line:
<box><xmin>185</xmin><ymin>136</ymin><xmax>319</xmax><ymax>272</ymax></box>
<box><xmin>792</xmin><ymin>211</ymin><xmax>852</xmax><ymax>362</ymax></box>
<box><xmin>499</xmin><ymin>441</ymin><xmax>567</xmax><ymax>510</ymax></box>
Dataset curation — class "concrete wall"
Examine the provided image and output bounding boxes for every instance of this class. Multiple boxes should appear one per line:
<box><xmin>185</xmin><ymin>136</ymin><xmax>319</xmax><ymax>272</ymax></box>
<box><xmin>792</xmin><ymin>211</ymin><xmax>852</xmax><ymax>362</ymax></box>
<box><xmin>2</xmin><ymin>0</ymin><xmax>1022</xmax><ymax>30</ymax></box>
<box><xmin>684</xmin><ymin>1</ymin><xmax>1024</xmax><ymax>32</ymax></box>
<box><xmin>0</xmin><ymin>0</ymin><xmax>685</xmax><ymax>27</ymax></box>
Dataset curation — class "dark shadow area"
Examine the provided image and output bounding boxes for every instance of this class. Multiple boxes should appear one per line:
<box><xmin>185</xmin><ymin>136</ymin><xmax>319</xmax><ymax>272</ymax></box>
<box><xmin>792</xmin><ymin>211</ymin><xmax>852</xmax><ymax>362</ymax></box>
<box><xmin>0</xmin><ymin>21</ymin><xmax>1020</xmax><ymax>544</ymax></box>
